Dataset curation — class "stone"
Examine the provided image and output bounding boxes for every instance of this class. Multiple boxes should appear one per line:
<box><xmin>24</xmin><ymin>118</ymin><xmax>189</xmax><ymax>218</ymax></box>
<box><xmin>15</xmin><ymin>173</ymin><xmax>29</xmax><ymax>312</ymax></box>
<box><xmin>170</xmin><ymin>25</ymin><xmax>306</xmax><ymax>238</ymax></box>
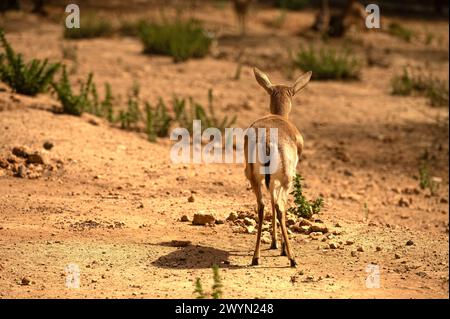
<box><xmin>187</xmin><ymin>195</ymin><xmax>195</xmax><ymax>203</ymax></box>
<box><xmin>43</xmin><ymin>141</ymin><xmax>54</xmax><ymax>150</ymax></box>
<box><xmin>329</xmin><ymin>242</ymin><xmax>339</xmax><ymax>249</ymax></box>
<box><xmin>243</xmin><ymin>217</ymin><xmax>256</xmax><ymax>226</ymax></box>
<box><xmin>12</xmin><ymin>146</ymin><xmax>30</xmax><ymax>158</ymax></box>
<box><xmin>180</xmin><ymin>215</ymin><xmax>190</xmax><ymax>222</ymax></box>
<box><xmin>227</xmin><ymin>212</ymin><xmax>238</xmax><ymax>221</ymax></box>
<box><xmin>26</xmin><ymin>152</ymin><xmax>46</xmax><ymax>165</ymax></box>
<box><xmin>406</xmin><ymin>240</ymin><xmax>414</xmax><ymax>246</ymax></box>
<box><xmin>376</xmin><ymin>246</ymin><xmax>382</xmax><ymax>252</ymax></box>
<box><xmin>20</xmin><ymin>277</ymin><xmax>31</xmax><ymax>286</ymax></box>
<box><xmin>345</xmin><ymin>240</ymin><xmax>354</xmax><ymax>245</ymax></box>
<box><xmin>309</xmin><ymin>224</ymin><xmax>328</xmax><ymax>234</ymax></box>
<box><xmin>192</xmin><ymin>212</ymin><xmax>216</xmax><ymax>225</ymax></box>
<box><xmin>351</xmin><ymin>251</ymin><xmax>357</xmax><ymax>257</ymax></box>
<box><xmin>357</xmin><ymin>246</ymin><xmax>364</xmax><ymax>252</ymax></box>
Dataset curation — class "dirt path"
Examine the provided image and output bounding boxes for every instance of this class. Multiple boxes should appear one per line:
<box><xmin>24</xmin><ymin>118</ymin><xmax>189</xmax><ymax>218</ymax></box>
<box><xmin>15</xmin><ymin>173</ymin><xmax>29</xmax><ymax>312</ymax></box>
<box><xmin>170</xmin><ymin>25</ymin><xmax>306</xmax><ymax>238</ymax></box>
<box><xmin>0</xmin><ymin>4</ymin><xmax>448</xmax><ymax>299</ymax></box>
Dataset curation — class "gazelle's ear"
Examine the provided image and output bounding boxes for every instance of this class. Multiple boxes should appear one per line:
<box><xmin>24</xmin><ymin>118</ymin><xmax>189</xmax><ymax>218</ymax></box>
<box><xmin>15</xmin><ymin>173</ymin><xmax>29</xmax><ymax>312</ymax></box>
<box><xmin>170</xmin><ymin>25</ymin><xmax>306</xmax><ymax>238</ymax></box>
<box><xmin>253</xmin><ymin>67</ymin><xmax>273</xmax><ymax>94</ymax></box>
<box><xmin>291</xmin><ymin>71</ymin><xmax>312</xmax><ymax>95</ymax></box>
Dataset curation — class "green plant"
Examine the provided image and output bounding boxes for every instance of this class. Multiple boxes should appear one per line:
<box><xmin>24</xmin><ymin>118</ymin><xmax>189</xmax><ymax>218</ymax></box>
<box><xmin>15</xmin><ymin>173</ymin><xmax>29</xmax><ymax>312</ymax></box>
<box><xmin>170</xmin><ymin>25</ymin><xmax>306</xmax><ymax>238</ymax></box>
<box><xmin>288</xmin><ymin>174</ymin><xmax>324</xmax><ymax>219</ymax></box>
<box><xmin>64</xmin><ymin>13</ymin><xmax>113</xmax><ymax>39</ymax></box>
<box><xmin>419</xmin><ymin>161</ymin><xmax>438</xmax><ymax>195</ymax></box>
<box><xmin>294</xmin><ymin>46</ymin><xmax>361</xmax><ymax>80</ymax></box>
<box><xmin>387</xmin><ymin>22</ymin><xmax>413</xmax><ymax>42</ymax></box>
<box><xmin>101</xmin><ymin>83</ymin><xmax>114</xmax><ymax>122</ymax></box>
<box><xmin>173</xmin><ymin>89</ymin><xmax>237</xmax><ymax>134</ymax></box>
<box><xmin>52</xmin><ymin>66</ymin><xmax>93</xmax><ymax>116</ymax></box>
<box><xmin>119</xmin><ymin>84</ymin><xmax>142</xmax><ymax>130</ymax></box>
<box><xmin>194</xmin><ymin>278</ymin><xmax>206</xmax><ymax>299</ymax></box>
<box><xmin>391</xmin><ymin>67</ymin><xmax>449</xmax><ymax>107</ymax></box>
<box><xmin>274</xmin><ymin>0</ymin><xmax>309</xmax><ymax>10</ymax></box>
<box><xmin>211</xmin><ymin>265</ymin><xmax>223</xmax><ymax>299</ymax></box>
<box><xmin>0</xmin><ymin>29</ymin><xmax>60</xmax><ymax>96</ymax></box>
<box><xmin>145</xmin><ymin>98</ymin><xmax>172</xmax><ymax>142</ymax></box>
<box><xmin>138</xmin><ymin>19</ymin><xmax>212</xmax><ymax>62</ymax></box>
<box><xmin>193</xmin><ymin>265</ymin><xmax>223</xmax><ymax>299</ymax></box>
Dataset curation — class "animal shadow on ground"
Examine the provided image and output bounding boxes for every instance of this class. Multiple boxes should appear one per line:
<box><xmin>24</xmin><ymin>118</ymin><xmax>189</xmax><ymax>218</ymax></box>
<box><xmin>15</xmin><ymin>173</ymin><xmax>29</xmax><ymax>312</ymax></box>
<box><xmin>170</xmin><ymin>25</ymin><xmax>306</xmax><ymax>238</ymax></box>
<box><xmin>151</xmin><ymin>242</ymin><xmax>243</xmax><ymax>269</ymax></box>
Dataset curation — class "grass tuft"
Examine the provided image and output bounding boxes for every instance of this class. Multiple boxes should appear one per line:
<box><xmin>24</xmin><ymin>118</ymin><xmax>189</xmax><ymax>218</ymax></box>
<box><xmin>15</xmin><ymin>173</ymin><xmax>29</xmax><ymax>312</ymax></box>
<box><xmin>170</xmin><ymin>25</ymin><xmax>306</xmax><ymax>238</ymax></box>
<box><xmin>138</xmin><ymin>19</ymin><xmax>213</xmax><ymax>62</ymax></box>
<box><xmin>294</xmin><ymin>46</ymin><xmax>361</xmax><ymax>80</ymax></box>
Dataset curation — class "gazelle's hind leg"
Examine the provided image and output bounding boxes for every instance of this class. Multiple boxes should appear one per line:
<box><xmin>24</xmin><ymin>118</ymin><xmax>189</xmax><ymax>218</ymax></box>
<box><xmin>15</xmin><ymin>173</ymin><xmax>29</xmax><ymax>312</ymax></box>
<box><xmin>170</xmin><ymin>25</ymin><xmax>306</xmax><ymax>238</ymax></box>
<box><xmin>275</xmin><ymin>187</ymin><xmax>297</xmax><ymax>267</ymax></box>
<box><xmin>269</xmin><ymin>196</ymin><xmax>278</xmax><ymax>250</ymax></box>
<box><xmin>249</xmin><ymin>176</ymin><xmax>264</xmax><ymax>266</ymax></box>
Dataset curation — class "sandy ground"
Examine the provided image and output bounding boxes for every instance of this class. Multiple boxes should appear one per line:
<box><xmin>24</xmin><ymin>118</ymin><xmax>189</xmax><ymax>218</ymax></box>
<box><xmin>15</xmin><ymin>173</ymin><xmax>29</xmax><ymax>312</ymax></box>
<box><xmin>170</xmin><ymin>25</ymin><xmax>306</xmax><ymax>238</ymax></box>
<box><xmin>0</xmin><ymin>3</ymin><xmax>448</xmax><ymax>298</ymax></box>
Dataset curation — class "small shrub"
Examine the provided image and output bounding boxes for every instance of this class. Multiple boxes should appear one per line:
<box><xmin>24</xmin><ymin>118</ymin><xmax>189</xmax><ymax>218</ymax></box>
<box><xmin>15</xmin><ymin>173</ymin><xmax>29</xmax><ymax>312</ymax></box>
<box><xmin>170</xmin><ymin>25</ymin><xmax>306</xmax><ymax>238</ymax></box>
<box><xmin>387</xmin><ymin>22</ymin><xmax>413</xmax><ymax>42</ymax></box>
<box><xmin>101</xmin><ymin>83</ymin><xmax>114</xmax><ymax>122</ymax></box>
<box><xmin>145</xmin><ymin>98</ymin><xmax>172</xmax><ymax>142</ymax></box>
<box><xmin>0</xmin><ymin>29</ymin><xmax>60</xmax><ymax>96</ymax></box>
<box><xmin>294</xmin><ymin>46</ymin><xmax>361</xmax><ymax>80</ymax></box>
<box><xmin>274</xmin><ymin>0</ymin><xmax>309</xmax><ymax>10</ymax></box>
<box><xmin>119</xmin><ymin>84</ymin><xmax>142</xmax><ymax>130</ymax></box>
<box><xmin>173</xmin><ymin>89</ymin><xmax>237</xmax><ymax>134</ymax></box>
<box><xmin>391</xmin><ymin>67</ymin><xmax>449</xmax><ymax>107</ymax></box>
<box><xmin>64</xmin><ymin>14</ymin><xmax>113</xmax><ymax>39</ymax></box>
<box><xmin>419</xmin><ymin>161</ymin><xmax>438</xmax><ymax>195</ymax></box>
<box><xmin>138</xmin><ymin>19</ymin><xmax>213</xmax><ymax>62</ymax></box>
<box><xmin>52</xmin><ymin>66</ymin><xmax>93</xmax><ymax>116</ymax></box>
<box><xmin>193</xmin><ymin>265</ymin><xmax>223</xmax><ymax>299</ymax></box>
<box><xmin>288</xmin><ymin>174</ymin><xmax>324</xmax><ymax>219</ymax></box>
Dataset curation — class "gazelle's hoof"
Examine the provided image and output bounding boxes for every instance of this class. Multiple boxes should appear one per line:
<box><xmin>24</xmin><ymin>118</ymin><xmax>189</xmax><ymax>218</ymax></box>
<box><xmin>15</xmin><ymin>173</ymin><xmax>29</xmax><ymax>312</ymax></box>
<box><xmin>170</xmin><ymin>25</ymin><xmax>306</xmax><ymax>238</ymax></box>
<box><xmin>270</xmin><ymin>242</ymin><xmax>278</xmax><ymax>250</ymax></box>
<box><xmin>290</xmin><ymin>259</ymin><xmax>298</xmax><ymax>268</ymax></box>
<box><xmin>251</xmin><ymin>258</ymin><xmax>259</xmax><ymax>266</ymax></box>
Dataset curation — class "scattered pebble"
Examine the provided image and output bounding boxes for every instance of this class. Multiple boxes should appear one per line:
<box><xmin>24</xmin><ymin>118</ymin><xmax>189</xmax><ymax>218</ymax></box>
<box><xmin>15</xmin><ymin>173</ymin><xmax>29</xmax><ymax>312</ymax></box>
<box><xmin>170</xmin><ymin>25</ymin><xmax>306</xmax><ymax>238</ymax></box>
<box><xmin>180</xmin><ymin>215</ymin><xmax>189</xmax><ymax>222</ymax></box>
<box><xmin>406</xmin><ymin>240</ymin><xmax>414</xmax><ymax>246</ymax></box>
<box><xmin>192</xmin><ymin>212</ymin><xmax>215</xmax><ymax>226</ymax></box>
<box><xmin>187</xmin><ymin>195</ymin><xmax>195</xmax><ymax>203</ymax></box>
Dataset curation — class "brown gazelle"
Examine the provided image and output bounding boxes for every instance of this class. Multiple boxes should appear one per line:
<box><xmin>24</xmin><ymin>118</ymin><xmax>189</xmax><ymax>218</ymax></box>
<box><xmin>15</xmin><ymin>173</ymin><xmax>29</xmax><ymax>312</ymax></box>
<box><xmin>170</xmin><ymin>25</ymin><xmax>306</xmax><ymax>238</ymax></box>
<box><xmin>244</xmin><ymin>68</ymin><xmax>312</xmax><ymax>267</ymax></box>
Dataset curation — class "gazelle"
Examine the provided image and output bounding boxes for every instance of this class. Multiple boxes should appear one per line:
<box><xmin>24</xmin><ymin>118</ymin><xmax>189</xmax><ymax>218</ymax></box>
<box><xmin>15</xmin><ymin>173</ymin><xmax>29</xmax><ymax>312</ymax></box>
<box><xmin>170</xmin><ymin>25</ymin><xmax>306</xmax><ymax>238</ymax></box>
<box><xmin>244</xmin><ymin>68</ymin><xmax>312</xmax><ymax>267</ymax></box>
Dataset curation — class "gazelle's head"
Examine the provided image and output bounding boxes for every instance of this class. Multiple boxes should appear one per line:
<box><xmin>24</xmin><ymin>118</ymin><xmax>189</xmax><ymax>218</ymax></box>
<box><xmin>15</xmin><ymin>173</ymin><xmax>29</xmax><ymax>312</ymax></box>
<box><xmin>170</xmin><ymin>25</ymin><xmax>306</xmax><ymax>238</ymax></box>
<box><xmin>253</xmin><ymin>68</ymin><xmax>312</xmax><ymax>118</ymax></box>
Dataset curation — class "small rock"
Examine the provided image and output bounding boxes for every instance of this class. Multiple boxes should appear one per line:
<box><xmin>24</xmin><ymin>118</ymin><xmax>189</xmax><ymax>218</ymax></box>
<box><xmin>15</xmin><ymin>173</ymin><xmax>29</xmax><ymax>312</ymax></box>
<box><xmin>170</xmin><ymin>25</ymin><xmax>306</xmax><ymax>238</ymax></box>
<box><xmin>187</xmin><ymin>195</ymin><xmax>195</xmax><ymax>203</ymax></box>
<box><xmin>12</xmin><ymin>146</ymin><xmax>30</xmax><ymax>158</ymax></box>
<box><xmin>245</xmin><ymin>225</ymin><xmax>256</xmax><ymax>234</ymax></box>
<box><xmin>345</xmin><ymin>240</ymin><xmax>354</xmax><ymax>245</ymax></box>
<box><xmin>192</xmin><ymin>212</ymin><xmax>216</xmax><ymax>226</ymax></box>
<box><xmin>406</xmin><ymin>240</ymin><xmax>414</xmax><ymax>246</ymax></box>
<box><xmin>351</xmin><ymin>251</ymin><xmax>357</xmax><ymax>257</ymax></box>
<box><xmin>261</xmin><ymin>236</ymin><xmax>271</xmax><ymax>244</ymax></box>
<box><xmin>376</xmin><ymin>246</ymin><xmax>382</xmax><ymax>252</ymax></box>
<box><xmin>329</xmin><ymin>242</ymin><xmax>339</xmax><ymax>249</ymax></box>
<box><xmin>215</xmin><ymin>219</ymin><xmax>224</xmax><ymax>225</ymax></box>
<box><xmin>357</xmin><ymin>246</ymin><xmax>364</xmax><ymax>252</ymax></box>
<box><xmin>180</xmin><ymin>215</ymin><xmax>190</xmax><ymax>222</ymax></box>
<box><xmin>398</xmin><ymin>197</ymin><xmax>409</xmax><ymax>207</ymax></box>
<box><xmin>0</xmin><ymin>158</ymin><xmax>8</xmax><ymax>169</ymax></box>
<box><xmin>309</xmin><ymin>224</ymin><xmax>328</xmax><ymax>234</ymax></box>
<box><xmin>243</xmin><ymin>217</ymin><xmax>256</xmax><ymax>226</ymax></box>
<box><xmin>227</xmin><ymin>212</ymin><xmax>238</xmax><ymax>221</ymax></box>
<box><xmin>299</xmin><ymin>218</ymin><xmax>313</xmax><ymax>227</ymax></box>
<box><xmin>43</xmin><ymin>141</ymin><xmax>54</xmax><ymax>150</ymax></box>
<box><xmin>20</xmin><ymin>277</ymin><xmax>31</xmax><ymax>286</ymax></box>
<box><xmin>394</xmin><ymin>253</ymin><xmax>401</xmax><ymax>259</ymax></box>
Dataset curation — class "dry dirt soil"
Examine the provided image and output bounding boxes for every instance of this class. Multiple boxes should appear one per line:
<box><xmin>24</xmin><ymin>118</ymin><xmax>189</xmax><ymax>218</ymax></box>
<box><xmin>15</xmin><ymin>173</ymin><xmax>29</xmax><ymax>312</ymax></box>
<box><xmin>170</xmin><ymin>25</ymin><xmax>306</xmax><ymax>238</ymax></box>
<box><xmin>0</xmin><ymin>2</ymin><xmax>449</xmax><ymax>298</ymax></box>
